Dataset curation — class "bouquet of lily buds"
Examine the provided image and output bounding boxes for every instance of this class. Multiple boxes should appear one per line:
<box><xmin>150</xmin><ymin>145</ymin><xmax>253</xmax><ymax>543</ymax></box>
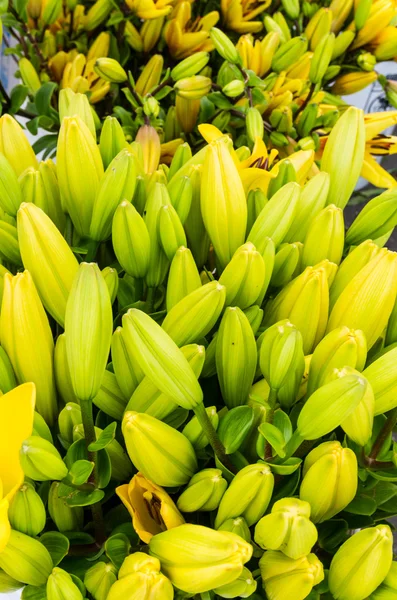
<box><xmin>0</xmin><ymin>88</ymin><xmax>397</xmax><ymax>600</ymax></box>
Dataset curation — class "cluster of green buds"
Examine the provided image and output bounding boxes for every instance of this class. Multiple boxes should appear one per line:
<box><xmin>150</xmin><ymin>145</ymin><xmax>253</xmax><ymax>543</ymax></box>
<box><xmin>0</xmin><ymin>87</ymin><xmax>396</xmax><ymax>600</ymax></box>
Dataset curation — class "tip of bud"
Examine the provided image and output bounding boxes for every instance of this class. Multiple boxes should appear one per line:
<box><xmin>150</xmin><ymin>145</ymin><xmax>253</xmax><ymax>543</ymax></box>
<box><xmin>216</xmin><ymin>283</ymin><xmax>225</xmax><ymax>292</ymax></box>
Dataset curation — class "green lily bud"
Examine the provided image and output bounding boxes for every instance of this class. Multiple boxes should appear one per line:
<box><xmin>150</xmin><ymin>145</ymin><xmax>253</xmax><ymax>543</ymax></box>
<box><xmin>158</xmin><ymin>203</ymin><xmax>187</xmax><ymax>261</ymax></box>
<box><xmin>167</xmin><ymin>173</ymin><xmax>193</xmax><ymax>225</ymax></box>
<box><xmin>214</xmin><ymin>567</ymin><xmax>257</xmax><ymax>598</ymax></box>
<box><xmin>38</xmin><ymin>160</ymin><xmax>66</xmax><ymax>232</ymax></box>
<box><xmin>367</xmin><ymin>562</ymin><xmax>397</xmax><ymax>599</ymax></box>
<box><xmin>47</xmin><ymin>568</ymin><xmax>84</xmax><ymax>600</ymax></box>
<box><xmin>218</xmin><ymin>517</ymin><xmax>251</xmax><ymax>542</ymax></box>
<box><xmin>255</xmin><ymin>498</ymin><xmax>318</xmax><ymax>559</ymax></box>
<box><xmin>363</xmin><ymin>345</ymin><xmax>397</xmax><ymax>415</ymax></box>
<box><xmin>307</xmin><ymin>326</ymin><xmax>367</xmax><ymax>396</ymax></box>
<box><xmin>177</xmin><ymin>468</ymin><xmax>228</xmax><ymax>512</ymax></box>
<box><xmin>357</xmin><ymin>51</ymin><xmax>376</xmax><ymax>71</ymax></box>
<box><xmin>54</xmin><ymin>334</ymin><xmax>78</xmax><ymax>405</ymax></box>
<box><xmin>222</xmin><ymin>79</ymin><xmax>245</xmax><ymax>98</ymax></box>
<box><xmin>0</xmin><ymin>154</ymin><xmax>23</xmax><ymax>216</ymax></box>
<box><xmin>108</xmin><ymin>553</ymin><xmax>173</xmax><ymax>600</ymax></box>
<box><xmin>248</xmin><ymin>182</ymin><xmax>300</xmax><ymax>249</ymax></box>
<box><xmin>355</xmin><ymin>0</ymin><xmax>373</xmax><ymax>29</ymax></box>
<box><xmin>0</xmin><ymin>530</ymin><xmax>52</xmax><ymax>586</ymax></box>
<box><xmin>85</xmin><ymin>563</ymin><xmax>117</xmax><ymax>600</ymax></box>
<box><xmin>246</xmin><ymin>107</ymin><xmax>264</xmax><ymax>143</ymax></box>
<box><xmin>112</xmin><ymin>201</ymin><xmax>150</xmax><ymax>278</ymax></box>
<box><xmin>302</xmin><ymin>204</ymin><xmax>344</xmax><ymax>268</ymax></box>
<box><xmin>281</xmin><ymin>0</ymin><xmax>300</xmax><ymax>19</ymax></box>
<box><xmin>168</xmin><ymin>143</ymin><xmax>192</xmax><ymax>180</ymax></box>
<box><xmin>216</xmin><ymin>307</ymin><xmax>257</xmax><ymax>409</ymax></box>
<box><xmin>246</xmin><ymin>189</ymin><xmax>267</xmax><ymax>236</ymax></box>
<box><xmin>33</xmin><ymin>411</ymin><xmax>53</xmax><ymax>443</ymax></box>
<box><xmin>174</xmin><ymin>76</ymin><xmax>212</xmax><ymax>100</ymax></box>
<box><xmin>271</xmin><ymin>242</ymin><xmax>302</xmax><ymax>287</ymax></box>
<box><xmin>215</xmin><ymin>463</ymin><xmax>274</xmax><ymax>528</ymax></box>
<box><xmin>58</xmin><ymin>89</ymin><xmax>96</xmax><ymax>140</ymax></box>
<box><xmin>310</xmin><ymin>32</ymin><xmax>335</xmax><ymax>84</ymax></box>
<box><xmin>65</xmin><ymin>263</ymin><xmax>113</xmax><ymax>402</ymax></box>
<box><xmin>166</xmin><ymin>246</ymin><xmax>201</xmax><ymax>311</ymax></box>
<box><xmin>260</xmin><ymin>319</ymin><xmax>305</xmax><ymax>394</ymax></box>
<box><xmin>171</xmin><ymin>52</ymin><xmax>210</xmax><ymax>81</ymax></box>
<box><xmin>284</xmin><ymin>172</ymin><xmax>330</xmax><ymax>243</ymax></box>
<box><xmin>300</xmin><ymin>441</ymin><xmax>358</xmax><ymax>522</ymax></box>
<box><xmin>149</xmin><ymin>524</ymin><xmax>252</xmax><ymax>594</ymax></box>
<box><xmin>332</xmin><ymin>30</ymin><xmax>355</xmax><ymax>59</ymax></box>
<box><xmin>329</xmin><ymin>526</ymin><xmax>393</xmax><ymax>600</ymax></box>
<box><xmin>48</xmin><ymin>482</ymin><xmax>84</xmax><ymax>532</ymax></box>
<box><xmin>20</xmin><ymin>435</ymin><xmax>68</xmax><ymax>481</ymax></box>
<box><xmin>111</xmin><ymin>326</ymin><xmax>144</xmax><ymax>400</ymax></box>
<box><xmin>122</xmin><ymin>308</ymin><xmax>203</xmax><ymax>409</ymax></box>
<box><xmin>144</xmin><ymin>182</ymin><xmax>170</xmax><ymax>288</ymax></box>
<box><xmin>210</xmin><ymin>27</ymin><xmax>241</xmax><ymax>64</ymax></box>
<box><xmin>260</xmin><ymin>551</ymin><xmax>324</xmax><ymax>600</ymax></box>
<box><xmin>219</xmin><ymin>242</ymin><xmax>266</xmax><ymax>309</ymax></box>
<box><xmin>269</xmin><ymin>107</ymin><xmax>293</xmax><ymax>134</ymax></box>
<box><xmin>123</xmin><ymin>411</ymin><xmax>197</xmax><ymax>486</ymax></box>
<box><xmin>182</xmin><ymin>406</ymin><xmax>219</xmax><ymax>450</ymax></box>
<box><xmin>41</xmin><ymin>0</ymin><xmax>62</xmax><ymax>24</ymax></box>
<box><xmin>272</xmin><ymin>36</ymin><xmax>308</xmax><ymax>72</ymax></box>
<box><xmin>346</xmin><ymin>189</ymin><xmax>397</xmax><ymax>247</ymax></box>
<box><xmin>90</xmin><ymin>149</ymin><xmax>137</xmax><ymax>242</ymax></box>
<box><xmin>296</xmin><ymin>103</ymin><xmax>318</xmax><ymax>138</ymax></box>
<box><xmin>94</xmin><ymin>58</ymin><xmax>127</xmax><ymax>83</ymax></box>
<box><xmin>99</xmin><ymin>116</ymin><xmax>128</xmax><ymax>170</ymax></box>
<box><xmin>8</xmin><ymin>482</ymin><xmax>46</xmax><ymax>536</ymax></box>
<box><xmin>101</xmin><ymin>267</ymin><xmax>118</xmax><ymax>305</ymax></box>
<box><xmin>0</xmin><ymin>346</ymin><xmax>16</xmax><ymax>394</ymax></box>
<box><xmin>143</xmin><ymin>96</ymin><xmax>160</xmax><ymax>118</ymax></box>
<box><xmin>162</xmin><ymin>280</ymin><xmax>225</xmax><ymax>347</ymax></box>
<box><xmin>0</xmin><ymin>221</ymin><xmax>20</xmax><ymax>266</ymax></box>
<box><xmin>298</xmin><ymin>370</ymin><xmax>369</xmax><ymax>439</ymax></box>
<box><xmin>92</xmin><ymin>370</ymin><xmax>128</xmax><ymax>420</ymax></box>
<box><xmin>245</xmin><ymin>305</ymin><xmax>264</xmax><ymax>335</ymax></box>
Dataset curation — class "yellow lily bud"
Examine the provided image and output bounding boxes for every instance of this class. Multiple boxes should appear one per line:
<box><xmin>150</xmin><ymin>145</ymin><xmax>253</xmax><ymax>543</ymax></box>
<box><xmin>135</xmin><ymin>55</ymin><xmax>163</xmax><ymax>96</ymax></box>
<box><xmin>65</xmin><ymin>263</ymin><xmax>113</xmax><ymax>402</ymax></box>
<box><xmin>1</xmin><ymin>272</ymin><xmax>57</xmax><ymax>425</ymax></box>
<box><xmin>201</xmin><ymin>139</ymin><xmax>247</xmax><ymax>269</ymax></box>
<box><xmin>272</xmin><ymin>36</ymin><xmax>308</xmax><ymax>72</ymax></box>
<box><xmin>373</xmin><ymin>26</ymin><xmax>397</xmax><ymax>61</ymax></box>
<box><xmin>40</xmin><ymin>0</ymin><xmax>62</xmax><ymax>25</ymax></box>
<box><xmin>171</xmin><ymin>52</ymin><xmax>210</xmax><ymax>80</ymax></box>
<box><xmin>101</xmin><ymin>267</ymin><xmax>118</xmax><ymax>305</ymax></box>
<box><xmin>218</xmin><ymin>242</ymin><xmax>266</xmax><ymax>309</ymax></box>
<box><xmin>116</xmin><ymin>472</ymin><xmax>184</xmax><ymax>543</ymax></box>
<box><xmin>58</xmin><ymin>89</ymin><xmax>96</xmax><ymax>140</ymax></box>
<box><xmin>329</xmin><ymin>525</ymin><xmax>393</xmax><ymax>600</ymax></box>
<box><xmin>302</xmin><ymin>204</ymin><xmax>344</xmax><ymax>268</ymax></box>
<box><xmin>0</xmin><ymin>530</ymin><xmax>52</xmax><ymax>586</ymax></box>
<box><xmin>330</xmin><ymin>0</ymin><xmax>354</xmax><ymax>32</ymax></box>
<box><xmin>84</xmin><ymin>0</ymin><xmax>112</xmax><ymax>31</ymax></box>
<box><xmin>305</xmin><ymin>7</ymin><xmax>332</xmax><ymax>49</ymax></box>
<box><xmin>149</xmin><ymin>523</ymin><xmax>253</xmax><ymax>594</ymax></box>
<box><xmin>332</xmin><ymin>30</ymin><xmax>356</xmax><ymax>59</ymax></box>
<box><xmin>107</xmin><ymin>553</ymin><xmax>173</xmax><ymax>600</ymax></box>
<box><xmin>215</xmin><ymin>463</ymin><xmax>274</xmax><ymax>528</ymax></box>
<box><xmin>215</xmin><ymin>567</ymin><xmax>257</xmax><ymax>598</ymax></box>
<box><xmin>122</xmin><ymin>411</ymin><xmax>197</xmax><ymax>486</ymax></box>
<box><xmin>300</xmin><ymin>441</ymin><xmax>358</xmax><ymax>522</ymax></box>
<box><xmin>284</xmin><ymin>172</ymin><xmax>330</xmax><ymax>243</ymax></box>
<box><xmin>84</xmin><ymin>562</ymin><xmax>117</xmax><ymax>600</ymax></box>
<box><xmin>18</xmin><ymin>58</ymin><xmax>41</xmax><ymax>95</ymax></box>
<box><xmin>175</xmin><ymin>75</ymin><xmax>212</xmax><ymax>100</ymax></box>
<box><xmin>57</xmin><ymin>116</ymin><xmax>104</xmax><ymax>238</ymax></box>
<box><xmin>136</xmin><ymin>124</ymin><xmax>160</xmax><ymax>175</ymax></box>
<box><xmin>17</xmin><ymin>203</ymin><xmax>78</xmax><ymax>327</ymax></box>
<box><xmin>48</xmin><ymin>482</ymin><xmax>84</xmax><ymax>533</ymax></box>
<box><xmin>327</xmin><ymin>249</ymin><xmax>397</xmax><ymax>348</ymax></box>
<box><xmin>0</xmin><ymin>115</ymin><xmax>38</xmax><ymax>177</ymax></box>
<box><xmin>112</xmin><ymin>201</ymin><xmax>150</xmax><ymax>279</ymax></box>
<box><xmin>351</xmin><ymin>0</ymin><xmax>396</xmax><ymax>49</ymax></box>
<box><xmin>321</xmin><ymin>106</ymin><xmax>365</xmax><ymax>209</ymax></box>
<box><xmin>166</xmin><ymin>246</ymin><xmax>201</xmax><ymax>311</ymax></box>
<box><xmin>332</xmin><ymin>71</ymin><xmax>378</xmax><ymax>95</ymax></box>
<box><xmin>255</xmin><ymin>498</ymin><xmax>318</xmax><ymax>559</ymax></box>
<box><xmin>175</xmin><ymin>95</ymin><xmax>200</xmax><ymax>133</ymax></box>
<box><xmin>177</xmin><ymin>468</ymin><xmax>227</xmax><ymax>513</ymax></box>
<box><xmin>8</xmin><ymin>482</ymin><xmax>46</xmax><ymax>537</ymax></box>
<box><xmin>367</xmin><ymin>562</ymin><xmax>397</xmax><ymax>599</ymax></box>
<box><xmin>346</xmin><ymin>188</ymin><xmax>397</xmax><ymax>246</ymax></box>
<box><xmin>47</xmin><ymin>568</ymin><xmax>83</xmax><ymax>600</ymax></box>
<box><xmin>260</xmin><ymin>551</ymin><xmax>324</xmax><ymax>600</ymax></box>
<box><xmin>99</xmin><ymin>116</ymin><xmax>128</xmax><ymax>170</ymax></box>
<box><xmin>363</xmin><ymin>345</ymin><xmax>397</xmax><ymax>414</ymax></box>
<box><xmin>309</xmin><ymin>32</ymin><xmax>335</xmax><ymax>84</ymax></box>
<box><xmin>0</xmin><ymin>154</ymin><xmax>23</xmax><ymax>216</ymax></box>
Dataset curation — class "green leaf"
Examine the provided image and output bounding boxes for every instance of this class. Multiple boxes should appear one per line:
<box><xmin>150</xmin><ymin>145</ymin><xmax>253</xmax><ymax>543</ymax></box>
<box><xmin>258</xmin><ymin>422</ymin><xmax>286</xmax><ymax>458</ymax></box>
<box><xmin>206</xmin><ymin>92</ymin><xmax>233</xmax><ymax>109</ymax></box>
<box><xmin>273</xmin><ymin>410</ymin><xmax>293</xmax><ymax>444</ymax></box>
<box><xmin>64</xmin><ymin>531</ymin><xmax>95</xmax><ymax>545</ymax></box>
<box><xmin>21</xmin><ymin>585</ymin><xmax>46</xmax><ymax>600</ymax></box>
<box><xmin>105</xmin><ymin>533</ymin><xmax>131</xmax><ymax>569</ymax></box>
<box><xmin>66</xmin><ymin>459</ymin><xmax>94</xmax><ymax>486</ymax></box>
<box><xmin>218</xmin><ymin>406</ymin><xmax>254</xmax><ymax>454</ymax></box>
<box><xmin>12</xmin><ymin>0</ymin><xmax>28</xmax><ymax>18</ymax></box>
<box><xmin>0</xmin><ymin>0</ymin><xmax>9</xmax><ymax>13</ymax></box>
<box><xmin>32</xmin><ymin>133</ymin><xmax>58</xmax><ymax>157</ymax></box>
<box><xmin>70</xmin><ymin>575</ymin><xmax>86</xmax><ymax>597</ymax></box>
<box><xmin>65</xmin><ymin>488</ymin><xmax>105</xmax><ymax>507</ymax></box>
<box><xmin>265</xmin><ymin>457</ymin><xmax>302</xmax><ymax>475</ymax></box>
<box><xmin>9</xmin><ymin>84</ymin><xmax>29</xmax><ymax>114</ymax></box>
<box><xmin>345</xmin><ymin>495</ymin><xmax>377</xmax><ymax>516</ymax></box>
<box><xmin>154</xmin><ymin>86</ymin><xmax>173</xmax><ymax>101</ymax></box>
<box><xmin>88</xmin><ymin>422</ymin><xmax>117</xmax><ymax>452</ymax></box>
<box><xmin>40</xmin><ymin>531</ymin><xmax>70</xmax><ymax>566</ymax></box>
<box><xmin>97</xmin><ymin>448</ymin><xmax>112</xmax><ymax>489</ymax></box>
<box><xmin>35</xmin><ymin>82</ymin><xmax>58</xmax><ymax>117</ymax></box>
<box><xmin>317</xmin><ymin>519</ymin><xmax>349</xmax><ymax>552</ymax></box>
<box><xmin>369</xmin><ymin>468</ymin><xmax>397</xmax><ymax>482</ymax></box>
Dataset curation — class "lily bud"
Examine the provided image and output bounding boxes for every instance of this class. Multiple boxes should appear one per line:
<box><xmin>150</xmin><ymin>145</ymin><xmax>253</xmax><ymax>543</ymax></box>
<box><xmin>107</xmin><ymin>553</ymin><xmax>173</xmax><ymax>600</ymax></box>
<box><xmin>216</xmin><ymin>307</ymin><xmax>257</xmax><ymax>408</ymax></box>
<box><xmin>0</xmin><ymin>346</ymin><xmax>16</xmax><ymax>394</ymax></box>
<box><xmin>367</xmin><ymin>562</ymin><xmax>397</xmax><ymax>599</ymax></box>
<box><xmin>58</xmin><ymin>89</ymin><xmax>96</xmax><ymax>139</ymax></box>
<box><xmin>329</xmin><ymin>526</ymin><xmax>393</xmax><ymax>600</ymax></box>
<box><xmin>47</xmin><ymin>568</ymin><xmax>84</xmax><ymax>600</ymax></box>
<box><xmin>218</xmin><ymin>517</ymin><xmax>251</xmax><ymax>542</ymax></box>
<box><xmin>94</xmin><ymin>58</ymin><xmax>127</xmax><ymax>83</ymax></box>
<box><xmin>246</xmin><ymin>107</ymin><xmax>264</xmax><ymax>143</ymax></box>
<box><xmin>177</xmin><ymin>468</ymin><xmax>227</xmax><ymax>513</ymax></box>
<box><xmin>307</xmin><ymin>326</ymin><xmax>367</xmax><ymax>396</ymax></box>
<box><xmin>321</xmin><ymin>106</ymin><xmax>365</xmax><ymax>209</ymax></box>
<box><xmin>302</xmin><ymin>204</ymin><xmax>344</xmax><ymax>268</ymax></box>
<box><xmin>255</xmin><ymin>498</ymin><xmax>318</xmax><ymax>559</ymax></box>
<box><xmin>0</xmin><ymin>530</ymin><xmax>52</xmax><ymax>586</ymax></box>
<box><xmin>215</xmin><ymin>463</ymin><xmax>274</xmax><ymax>528</ymax></box>
<box><xmin>0</xmin><ymin>154</ymin><xmax>23</xmax><ymax>216</ymax></box>
<box><xmin>215</xmin><ymin>567</ymin><xmax>257</xmax><ymax>598</ymax></box>
<box><xmin>158</xmin><ymin>203</ymin><xmax>187</xmax><ymax>261</ymax></box>
<box><xmin>116</xmin><ymin>472</ymin><xmax>184</xmax><ymax>543</ymax></box>
<box><xmin>260</xmin><ymin>551</ymin><xmax>324</xmax><ymax>600</ymax></box>
<box><xmin>300</xmin><ymin>441</ymin><xmax>358</xmax><ymax>522</ymax></box>
<box><xmin>284</xmin><ymin>172</ymin><xmax>330</xmax><ymax>243</ymax></box>
<box><xmin>346</xmin><ymin>188</ymin><xmax>397</xmax><ymax>246</ymax></box>
<box><xmin>149</xmin><ymin>523</ymin><xmax>253</xmax><ymax>594</ymax></box>
<box><xmin>210</xmin><ymin>27</ymin><xmax>241</xmax><ymax>64</ymax></box>
<box><xmin>201</xmin><ymin>139</ymin><xmax>247</xmax><ymax>269</ymax></box>
<box><xmin>0</xmin><ymin>115</ymin><xmax>38</xmax><ymax>177</ymax></box>
<box><xmin>112</xmin><ymin>201</ymin><xmax>150</xmax><ymax>279</ymax></box>
<box><xmin>166</xmin><ymin>246</ymin><xmax>201</xmax><ymax>311</ymax></box>
<box><xmin>310</xmin><ymin>32</ymin><xmax>335</xmax><ymax>84</ymax></box>
<box><xmin>175</xmin><ymin>75</ymin><xmax>212</xmax><ymax>100</ymax></box>
<box><xmin>65</xmin><ymin>263</ymin><xmax>113</xmax><ymax>402</ymax></box>
<box><xmin>272</xmin><ymin>36</ymin><xmax>308</xmax><ymax>72</ymax></box>
<box><xmin>8</xmin><ymin>482</ymin><xmax>46</xmax><ymax>536</ymax></box>
<box><xmin>101</xmin><ymin>267</ymin><xmax>118</xmax><ymax>305</ymax></box>
<box><xmin>20</xmin><ymin>435</ymin><xmax>68</xmax><ymax>481</ymax></box>
<box><xmin>122</xmin><ymin>411</ymin><xmax>197</xmax><ymax>486</ymax></box>
<box><xmin>84</xmin><ymin>563</ymin><xmax>117</xmax><ymax>600</ymax></box>
<box><xmin>1</xmin><ymin>271</ymin><xmax>57</xmax><ymax>425</ymax></box>
<box><xmin>48</xmin><ymin>482</ymin><xmax>84</xmax><ymax>532</ymax></box>
<box><xmin>219</xmin><ymin>242</ymin><xmax>266</xmax><ymax>309</ymax></box>
<box><xmin>327</xmin><ymin>249</ymin><xmax>397</xmax><ymax>349</ymax></box>
<box><xmin>111</xmin><ymin>327</ymin><xmax>144</xmax><ymax>401</ymax></box>
<box><xmin>363</xmin><ymin>345</ymin><xmax>397</xmax><ymax>414</ymax></box>
<box><xmin>99</xmin><ymin>116</ymin><xmax>128</xmax><ymax>169</ymax></box>
<box><xmin>144</xmin><ymin>182</ymin><xmax>170</xmax><ymax>288</ymax></box>
<box><xmin>171</xmin><ymin>52</ymin><xmax>210</xmax><ymax>80</ymax></box>
<box><xmin>17</xmin><ymin>203</ymin><xmax>79</xmax><ymax>327</ymax></box>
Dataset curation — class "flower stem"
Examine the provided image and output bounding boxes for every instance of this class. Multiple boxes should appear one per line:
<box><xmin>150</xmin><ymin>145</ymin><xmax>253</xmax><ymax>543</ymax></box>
<box><xmin>193</xmin><ymin>403</ymin><xmax>237</xmax><ymax>473</ymax></box>
<box><xmin>369</xmin><ymin>407</ymin><xmax>397</xmax><ymax>461</ymax></box>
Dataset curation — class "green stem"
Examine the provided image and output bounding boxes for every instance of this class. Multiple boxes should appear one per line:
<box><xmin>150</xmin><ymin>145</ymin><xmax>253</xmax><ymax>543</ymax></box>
<box><xmin>85</xmin><ymin>240</ymin><xmax>100</xmax><ymax>263</ymax></box>
<box><xmin>64</xmin><ymin>215</ymin><xmax>73</xmax><ymax>247</ymax></box>
<box><xmin>283</xmin><ymin>430</ymin><xmax>304</xmax><ymax>460</ymax></box>
<box><xmin>193</xmin><ymin>403</ymin><xmax>237</xmax><ymax>474</ymax></box>
<box><xmin>264</xmin><ymin>388</ymin><xmax>278</xmax><ymax>460</ymax></box>
<box><xmin>146</xmin><ymin>287</ymin><xmax>156</xmax><ymax>313</ymax></box>
<box><xmin>295</xmin><ymin>82</ymin><xmax>316</xmax><ymax>119</ymax></box>
<box><xmin>369</xmin><ymin>407</ymin><xmax>397</xmax><ymax>461</ymax></box>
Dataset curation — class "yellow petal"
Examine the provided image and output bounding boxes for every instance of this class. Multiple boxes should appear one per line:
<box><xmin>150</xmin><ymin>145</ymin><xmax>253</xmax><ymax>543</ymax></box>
<box><xmin>0</xmin><ymin>383</ymin><xmax>35</xmax><ymax>497</ymax></box>
<box><xmin>198</xmin><ymin>124</ymin><xmax>226</xmax><ymax>144</ymax></box>
<box><xmin>0</xmin><ymin>498</ymin><xmax>11</xmax><ymax>554</ymax></box>
<box><xmin>361</xmin><ymin>152</ymin><xmax>397</xmax><ymax>189</ymax></box>
<box><xmin>364</xmin><ymin>111</ymin><xmax>397</xmax><ymax>141</ymax></box>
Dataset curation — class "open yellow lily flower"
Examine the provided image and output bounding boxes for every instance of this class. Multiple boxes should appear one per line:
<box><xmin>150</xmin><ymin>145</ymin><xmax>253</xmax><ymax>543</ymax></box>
<box><xmin>364</xmin><ymin>111</ymin><xmax>397</xmax><ymax>141</ymax></box>
<box><xmin>362</xmin><ymin>152</ymin><xmax>397</xmax><ymax>189</ymax></box>
<box><xmin>164</xmin><ymin>2</ymin><xmax>219</xmax><ymax>59</ymax></box>
<box><xmin>126</xmin><ymin>0</ymin><xmax>173</xmax><ymax>19</ymax></box>
<box><xmin>116</xmin><ymin>472</ymin><xmax>185</xmax><ymax>544</ymax></box>
<box><xmin>221</xmin><ymin>0</ymin><xmax>271</xmax><ymax>33</ymax></box>
<box><xmin>0</xmin><ymin>383</ymin><xmax>35</xmax><ymax>553</ymax></box>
